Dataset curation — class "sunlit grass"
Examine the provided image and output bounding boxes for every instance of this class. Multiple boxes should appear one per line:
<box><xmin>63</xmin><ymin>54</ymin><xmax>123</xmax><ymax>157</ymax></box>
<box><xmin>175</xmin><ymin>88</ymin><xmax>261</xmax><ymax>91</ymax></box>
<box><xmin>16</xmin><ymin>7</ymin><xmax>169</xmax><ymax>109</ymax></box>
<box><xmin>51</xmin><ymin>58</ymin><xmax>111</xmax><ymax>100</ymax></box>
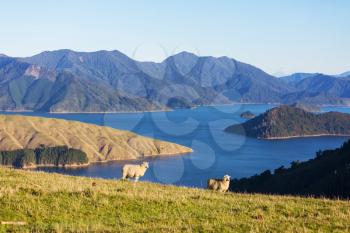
<box><xmin>0</xmin><ymin>167</ymin><xmax>349</xmax><ymax>232</ymax></box>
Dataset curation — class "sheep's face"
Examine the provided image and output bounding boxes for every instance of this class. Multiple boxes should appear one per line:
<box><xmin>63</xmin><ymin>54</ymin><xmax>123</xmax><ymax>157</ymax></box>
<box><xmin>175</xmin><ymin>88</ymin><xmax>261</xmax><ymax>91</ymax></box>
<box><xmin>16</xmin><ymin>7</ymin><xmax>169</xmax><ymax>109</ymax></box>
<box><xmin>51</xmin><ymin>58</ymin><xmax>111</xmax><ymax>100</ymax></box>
<box><xmin>223</xmin><ymin>175</ymin><xmax>231</xmax><ymax>181</ymax></box>
<box><xmin>142</xmin><ymin>162</ymin><xmax>149</xmax><ymax>169</ymax></box>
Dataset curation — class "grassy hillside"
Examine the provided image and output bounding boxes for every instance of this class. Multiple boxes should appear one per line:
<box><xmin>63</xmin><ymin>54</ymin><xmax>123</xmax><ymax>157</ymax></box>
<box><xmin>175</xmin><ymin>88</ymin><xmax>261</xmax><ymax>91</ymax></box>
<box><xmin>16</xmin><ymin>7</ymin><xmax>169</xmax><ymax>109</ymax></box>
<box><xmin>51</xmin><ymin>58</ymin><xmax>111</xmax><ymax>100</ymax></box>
<box><xmin>0</xmin><ymin>115</ymin><xmax>192</xmax><ymax>162</ymax></box>
<box><xmin>0</xmin><ymin>168</ymin><xmax>349</xmax><ymax>232</ymax></box>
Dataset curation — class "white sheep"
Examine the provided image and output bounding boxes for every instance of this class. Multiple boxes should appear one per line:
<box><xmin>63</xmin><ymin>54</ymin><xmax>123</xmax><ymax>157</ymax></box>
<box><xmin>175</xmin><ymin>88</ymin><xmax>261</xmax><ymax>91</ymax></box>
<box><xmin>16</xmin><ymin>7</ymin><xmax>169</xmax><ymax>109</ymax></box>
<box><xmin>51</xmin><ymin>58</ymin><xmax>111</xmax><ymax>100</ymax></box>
<box><xmin>207</xmin><ymin>175</ymin><xmax>231</xmax><ymax>192</ymax></box>
<box><xmin>121</xmin><ymin>162</ymin><xmax>149</xmax><ymax>182</ymax></box>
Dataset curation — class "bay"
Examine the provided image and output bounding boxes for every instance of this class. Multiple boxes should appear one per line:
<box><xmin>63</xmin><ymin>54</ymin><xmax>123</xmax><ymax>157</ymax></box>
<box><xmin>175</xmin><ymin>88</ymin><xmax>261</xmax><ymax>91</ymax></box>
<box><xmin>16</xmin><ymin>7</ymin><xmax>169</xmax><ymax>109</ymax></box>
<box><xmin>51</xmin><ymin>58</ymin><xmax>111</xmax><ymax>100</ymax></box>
<box><xmin>2</xmin><ymin>104</ymin><xmax>349</xmax><ymax>188</ymax></box>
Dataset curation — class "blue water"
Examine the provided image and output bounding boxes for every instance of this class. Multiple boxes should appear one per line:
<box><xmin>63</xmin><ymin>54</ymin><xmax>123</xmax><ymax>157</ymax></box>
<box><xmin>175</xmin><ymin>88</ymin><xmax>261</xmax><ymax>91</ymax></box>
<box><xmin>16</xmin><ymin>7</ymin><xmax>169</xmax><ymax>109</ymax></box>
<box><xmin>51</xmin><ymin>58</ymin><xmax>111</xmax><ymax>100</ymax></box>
<box><xmin>2</xmin><ymin>104</ymin><xmax>349</xmax><ymax>188</ymax></box>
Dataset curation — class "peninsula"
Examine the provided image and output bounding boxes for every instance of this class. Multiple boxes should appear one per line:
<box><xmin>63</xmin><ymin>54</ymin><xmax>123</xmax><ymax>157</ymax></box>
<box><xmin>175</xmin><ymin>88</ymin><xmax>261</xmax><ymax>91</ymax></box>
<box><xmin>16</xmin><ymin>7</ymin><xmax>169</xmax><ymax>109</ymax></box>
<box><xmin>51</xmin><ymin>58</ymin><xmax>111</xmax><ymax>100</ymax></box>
<box><xmin>0</xmin><ymin>115</ymin><xmax>192</xmax><ymax>166</ymax></box>
<box><xmin>225</xmin><ymin>105</ymin><xmax>350</xmax><ymax>139</ymax></box>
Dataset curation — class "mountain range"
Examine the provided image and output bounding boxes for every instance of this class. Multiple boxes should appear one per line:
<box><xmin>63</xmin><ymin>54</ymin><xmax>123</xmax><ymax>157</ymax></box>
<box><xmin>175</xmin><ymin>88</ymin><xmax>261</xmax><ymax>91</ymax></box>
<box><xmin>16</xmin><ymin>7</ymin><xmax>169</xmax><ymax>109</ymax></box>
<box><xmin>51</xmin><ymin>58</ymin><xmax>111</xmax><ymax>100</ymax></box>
<box><xmin>0</xmin><ymin>49</ymin><xmax>349</xmax><ymax>112</ymax></box>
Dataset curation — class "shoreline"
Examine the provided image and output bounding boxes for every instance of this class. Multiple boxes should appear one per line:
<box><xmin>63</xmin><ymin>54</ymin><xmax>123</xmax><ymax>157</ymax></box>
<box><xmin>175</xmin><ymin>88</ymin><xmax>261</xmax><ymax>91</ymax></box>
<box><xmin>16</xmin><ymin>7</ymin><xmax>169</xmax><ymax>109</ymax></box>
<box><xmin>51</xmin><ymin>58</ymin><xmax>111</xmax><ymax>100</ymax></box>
<box><xmin>261</xmin><ymin>134</ymin><xmax>350</xmax><ymax>140</ymax></box>
<box><xmin>0</xmin><ymin>109</ymin><xmax>172</xmax><ymax>114</ymax></box>
<box><xmin>1</xmin><ymin>163</ymin><xmax>90</xmax><ymax>169</ymax></box>
<box><xmin>6</xmin><ymin>151</ymin><xmax>193</xmax><ymax>170</ymax></box>
<box><xmin>48</xmin><ymin>109</ymin><xmax>172</xmax><ymax>114</ymax></box>
<box><xmin>23</xmin><ymin>163</ymin><xmax>90</xmax><ymax>169</ymax></box>
<box><xmin>0</xmin><ymin>103</ymin><xmax>349</xmax><ymax>114</ymax></box>
<box><xmin>83</xmin><ymin>151</ymin><xmax>193</xmax><ymax>167</ymax></box>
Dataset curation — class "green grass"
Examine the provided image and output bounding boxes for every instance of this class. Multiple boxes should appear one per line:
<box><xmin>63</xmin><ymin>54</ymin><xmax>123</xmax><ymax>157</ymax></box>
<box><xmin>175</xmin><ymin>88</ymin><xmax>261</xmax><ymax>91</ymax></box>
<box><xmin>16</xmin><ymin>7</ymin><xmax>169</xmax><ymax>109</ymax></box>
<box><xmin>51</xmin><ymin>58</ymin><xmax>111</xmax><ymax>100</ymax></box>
<box><xmin>0</xmin><ymin>168</ymin><xmax>349</xmax><ymax>232</ymax></box>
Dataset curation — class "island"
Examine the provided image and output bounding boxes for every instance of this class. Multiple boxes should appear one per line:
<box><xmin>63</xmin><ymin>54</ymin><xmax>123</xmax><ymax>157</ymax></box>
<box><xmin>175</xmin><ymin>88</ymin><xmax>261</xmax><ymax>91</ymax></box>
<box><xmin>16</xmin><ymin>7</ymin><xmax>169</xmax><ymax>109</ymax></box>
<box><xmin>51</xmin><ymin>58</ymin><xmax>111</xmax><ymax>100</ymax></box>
<box><xmin>240</xmin><ymin>111</ymin><xmax>256</xmax><ymax>119</ymax></box>
<box><xmin>0</xmin><ymin>115</ymin><xmax>193</xmax><ymax>166</ymax></box>
<box><xmin>225</xmin><ymin>105</ymin><xmax>350</xmax><ymax>139</ymax></box>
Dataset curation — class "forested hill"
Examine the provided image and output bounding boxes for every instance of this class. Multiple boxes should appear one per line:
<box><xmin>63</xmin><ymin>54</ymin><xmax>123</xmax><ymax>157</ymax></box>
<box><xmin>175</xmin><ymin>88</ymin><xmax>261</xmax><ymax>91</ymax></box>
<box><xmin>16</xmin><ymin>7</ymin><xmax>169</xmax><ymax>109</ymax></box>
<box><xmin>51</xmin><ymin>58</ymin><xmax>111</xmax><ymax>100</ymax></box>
<box><xmin>230</xmin><ymin>139</ymin><xmax>350</xmax><ymax>198</ymax></box>
<box><xmin>0</xmin><ymin>146</ymin><xmax>88</xmax><ymax>168</ymax></box>
<box><xmin>225</xmin><ymin>105</ymin><xmax>350</xmax><ymax>139</ymax></box>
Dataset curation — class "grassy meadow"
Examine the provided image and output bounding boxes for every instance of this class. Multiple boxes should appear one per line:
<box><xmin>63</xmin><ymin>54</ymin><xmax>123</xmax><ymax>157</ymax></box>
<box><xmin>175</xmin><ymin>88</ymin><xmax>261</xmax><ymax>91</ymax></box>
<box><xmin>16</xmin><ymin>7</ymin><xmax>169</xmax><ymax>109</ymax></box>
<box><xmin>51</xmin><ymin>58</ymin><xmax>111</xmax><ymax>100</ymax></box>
<box><xmin>0</xmin><ymin>167</ymin><xmax>349</xmax><ymax>232</ymax></box>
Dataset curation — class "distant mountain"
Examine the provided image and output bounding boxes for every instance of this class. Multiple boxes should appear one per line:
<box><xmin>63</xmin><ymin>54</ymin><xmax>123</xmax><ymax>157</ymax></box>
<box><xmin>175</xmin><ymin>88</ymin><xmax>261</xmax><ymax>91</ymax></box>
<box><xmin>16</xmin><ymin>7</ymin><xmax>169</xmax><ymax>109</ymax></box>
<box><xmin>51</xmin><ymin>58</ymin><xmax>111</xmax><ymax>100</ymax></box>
<box><xmin>0</xmin><ymin>49</ymin><xmax>349</xmax><ymax>112</ymax></box>
<box><xmin>292</xmin><ymin>74</ymin><xmax>350</xmax><ymax>94</ymax></box>
<box><xmin>280</xmin><ymin>71</ymin><xmax>350</xmax><ymax>83</ymax></box>
<box><xmin>225</xmin><ymin>105</ymin><xmax>350</xmax><ymax>139</ymax></box>
<box><xmin>282</xmin><ymin>74</ymin><xmax>350</xmax><ymax>105</ymax></box>
<box><xmin>279</xmin><ymin>73</ymin><xmax>319</xmax><ymax>84</ymax></box>
<box><xmin>335</xmin><ymin>71</ymin><xmax>350</xmax><ymax>79</ymax></box>
<box><xmin>230</xmin><ymin>139</ymin><xmax>350</xmax><ymax>198</ymax></box>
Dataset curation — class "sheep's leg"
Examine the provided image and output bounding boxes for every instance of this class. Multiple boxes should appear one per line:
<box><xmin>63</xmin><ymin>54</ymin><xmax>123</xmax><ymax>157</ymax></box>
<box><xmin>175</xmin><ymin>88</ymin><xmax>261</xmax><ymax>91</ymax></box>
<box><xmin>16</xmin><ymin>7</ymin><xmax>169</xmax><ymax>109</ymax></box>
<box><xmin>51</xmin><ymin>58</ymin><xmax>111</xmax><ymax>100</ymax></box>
<box><xmin>134</xmin><ymin>176</ymin><xmax>140</xmax><ymax>182</ymax></box>
<box><xmin>122</xmin><ymin>174</ymin><xmax>131</xmax><ymax>181</ymax></box>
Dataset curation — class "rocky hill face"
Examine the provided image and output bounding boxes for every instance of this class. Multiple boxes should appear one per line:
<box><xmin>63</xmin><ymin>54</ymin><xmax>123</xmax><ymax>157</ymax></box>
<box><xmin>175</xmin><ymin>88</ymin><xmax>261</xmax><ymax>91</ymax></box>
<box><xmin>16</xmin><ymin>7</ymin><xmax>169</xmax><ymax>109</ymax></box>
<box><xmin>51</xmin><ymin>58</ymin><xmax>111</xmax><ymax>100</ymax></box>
<box><xmin>289</xmin><ymin>102</ymin><xmax>321</xmax><ymax>112</ymax></box>
<box><xmin>0</xmin><ymin>115</ymin><xmax>192</xmax><ymax>162</ymax></box>
<box><xmin>240</xmin><ymin>111</ymin><xmax>256</xmax><ymax>119</ymax></box>
<box><xmin>225</xmin><ymin>105</ymin><xmax>350</xmax><ymax>139</ymax></box>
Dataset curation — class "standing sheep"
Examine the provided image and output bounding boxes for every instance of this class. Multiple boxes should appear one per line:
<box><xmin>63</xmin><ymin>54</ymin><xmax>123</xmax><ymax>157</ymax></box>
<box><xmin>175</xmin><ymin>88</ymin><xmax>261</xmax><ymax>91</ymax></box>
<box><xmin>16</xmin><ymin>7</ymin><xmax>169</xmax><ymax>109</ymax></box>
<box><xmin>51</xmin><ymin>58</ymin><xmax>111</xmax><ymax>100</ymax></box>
<box><xmin>207</xmin><ymin>175</ymin><xmax>231</xmax><ymax>192</ymax></box>
<box><xmin>121</xmin><ymin>162</ymin><xmax>149</xmax><ymax>182</ymax></box>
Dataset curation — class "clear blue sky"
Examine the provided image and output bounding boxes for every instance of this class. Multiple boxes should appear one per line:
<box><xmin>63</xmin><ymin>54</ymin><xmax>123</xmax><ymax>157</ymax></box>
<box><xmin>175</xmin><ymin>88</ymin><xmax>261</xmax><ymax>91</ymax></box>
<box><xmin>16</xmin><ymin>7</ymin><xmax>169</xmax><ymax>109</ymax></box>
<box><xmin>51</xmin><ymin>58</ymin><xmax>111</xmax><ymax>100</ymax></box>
<box><xmin>1</xmin><ymin>0</ymin><xmax>349</xmax><ymax>75</ymax></box>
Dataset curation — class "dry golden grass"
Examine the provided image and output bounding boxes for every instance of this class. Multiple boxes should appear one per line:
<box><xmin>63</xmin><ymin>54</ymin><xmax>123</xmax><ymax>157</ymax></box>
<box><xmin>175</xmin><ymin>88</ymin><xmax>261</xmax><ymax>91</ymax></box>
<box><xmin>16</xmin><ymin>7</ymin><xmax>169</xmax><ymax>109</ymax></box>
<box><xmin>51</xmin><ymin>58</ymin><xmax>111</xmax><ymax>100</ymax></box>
<box><xmin>0</xmin><ymin>114</ymin><xmax>192</xmax><ymax>162</ymax></box>
<box><xmin>0</xmin><ymin>167</ymin><xmax>350</xmax><ymax>232</ymax></box>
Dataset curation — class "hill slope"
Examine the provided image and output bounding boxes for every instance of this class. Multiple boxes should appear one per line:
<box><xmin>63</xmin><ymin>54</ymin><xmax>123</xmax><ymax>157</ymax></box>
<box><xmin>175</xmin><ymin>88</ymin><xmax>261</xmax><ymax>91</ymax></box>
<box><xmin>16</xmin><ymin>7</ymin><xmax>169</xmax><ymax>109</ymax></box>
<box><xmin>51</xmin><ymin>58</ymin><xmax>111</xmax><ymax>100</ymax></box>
<box><xmin>0</xmin><ymin>168</ymin><xmax>349</xmax><ymax>232</ymax></box>
<box><xmin>0</xmin><ymin>115</ymin><xmax>192</xmax><ymax>162</ymax></box>
<box><xmin>230</xmin><ymin>140</ymin><xmax>350</xmax><ymax>198</ymax></box>
<box><xmin>225</xmin><ymin>105</ymin><xmax>350</xmax><ymax>139</ymax></box>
